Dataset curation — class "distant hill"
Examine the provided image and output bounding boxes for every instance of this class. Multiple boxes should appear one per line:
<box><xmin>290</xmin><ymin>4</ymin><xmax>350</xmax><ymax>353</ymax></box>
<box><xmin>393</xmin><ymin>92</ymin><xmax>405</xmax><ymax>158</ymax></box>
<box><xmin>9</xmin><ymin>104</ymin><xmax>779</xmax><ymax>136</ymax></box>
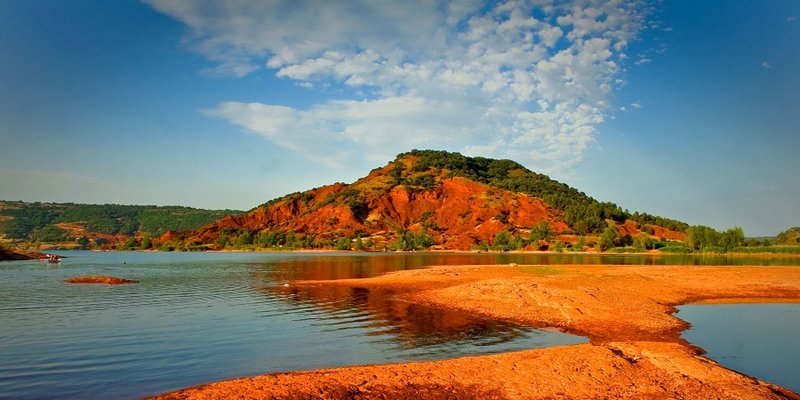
<box><xmin>775</xmin><ymin>227</ymin><xmax>800</xmax><ymax>245</ymax></box>
<box><xmin>179</xmin><ymin>150</ymin><xmax>687</xmax><ymax>251</ymax></box>
<box><xmin>0</xmin><ymin>201</ymin><xmax>241</xmax><ymax>248</ymax></box>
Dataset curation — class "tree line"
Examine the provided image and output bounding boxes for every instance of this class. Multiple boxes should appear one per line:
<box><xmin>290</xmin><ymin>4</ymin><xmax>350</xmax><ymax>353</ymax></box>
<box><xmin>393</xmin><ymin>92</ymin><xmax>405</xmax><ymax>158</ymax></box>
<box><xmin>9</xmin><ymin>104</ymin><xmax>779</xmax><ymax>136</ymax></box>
<box><xmin>0</xmin><ymin>201</ymin><xmax>240</xmax><ymax>242</ymax></box>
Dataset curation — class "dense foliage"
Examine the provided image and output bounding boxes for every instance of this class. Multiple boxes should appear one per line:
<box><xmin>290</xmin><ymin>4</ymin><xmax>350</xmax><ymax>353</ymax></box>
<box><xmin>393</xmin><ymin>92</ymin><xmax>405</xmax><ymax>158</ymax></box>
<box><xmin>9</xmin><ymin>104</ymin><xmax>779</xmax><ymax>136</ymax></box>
<box><xmin>685</xmin><ymin>225</ymin><xmax>744</xmax><ymax>252</ymax></box>
<box><xmin>388</xmin><ymin>230</ymin><xmax>435</xmax><ymax>251</ymax></box>
<box><xmin>0</xmin><ymin>201</ymin><xmax>241</xmax><ymax>241</ymax></box>
<box><xmin>401</xmin><ymin>150</ymin><xmax>687</xmax><ymax>234</ymax></box>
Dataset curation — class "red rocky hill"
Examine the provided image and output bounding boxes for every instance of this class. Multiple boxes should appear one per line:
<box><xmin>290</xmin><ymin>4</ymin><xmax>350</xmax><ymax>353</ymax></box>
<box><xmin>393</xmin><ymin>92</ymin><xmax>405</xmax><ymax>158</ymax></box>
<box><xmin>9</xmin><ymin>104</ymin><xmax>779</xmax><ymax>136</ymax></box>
<box><xmin>178</xmin><ymin>150</ymin><xmax>685</xmax><ymax>250</ymax></box>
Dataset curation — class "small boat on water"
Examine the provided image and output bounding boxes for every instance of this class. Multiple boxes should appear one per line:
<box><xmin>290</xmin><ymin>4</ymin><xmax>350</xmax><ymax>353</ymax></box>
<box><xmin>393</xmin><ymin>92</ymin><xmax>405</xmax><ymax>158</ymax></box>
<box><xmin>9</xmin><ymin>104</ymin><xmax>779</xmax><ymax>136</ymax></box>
<box><xmin>46</xmin><ymin>254</ymin><xmax>62</xmax><ymax>263</ymax></box>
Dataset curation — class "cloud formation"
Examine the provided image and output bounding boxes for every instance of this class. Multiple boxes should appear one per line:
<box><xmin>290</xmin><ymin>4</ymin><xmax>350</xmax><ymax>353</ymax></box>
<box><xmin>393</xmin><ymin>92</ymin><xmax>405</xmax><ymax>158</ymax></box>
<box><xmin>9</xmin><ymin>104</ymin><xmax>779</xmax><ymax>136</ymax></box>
<box><xmin>149</xmin><ymin>0</ymin><xmax>650</xmax><ymax>172</ymax></box>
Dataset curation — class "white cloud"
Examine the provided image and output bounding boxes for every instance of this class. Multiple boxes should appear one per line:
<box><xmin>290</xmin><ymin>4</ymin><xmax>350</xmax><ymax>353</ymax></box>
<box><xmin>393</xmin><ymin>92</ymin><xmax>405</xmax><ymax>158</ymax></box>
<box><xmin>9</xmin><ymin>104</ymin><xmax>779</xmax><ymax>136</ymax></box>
<box><xmin>148</xmin><ymin>0</ymin><xmax>652</xmax><ymax>173</ymax></box>
<box><xmin>787</xmin><ymin>16</ymin><xmax>797</xmax><ymax>22</ymax></box>
<box><xmin>631</xmin><ymin>102</ymin><xmax>642</xmax><ymax>109</ymax></box>
<box><xmin>762</xmin><ymin>61</ymin><xmax>771</xmax><ymax>69</ymax></box>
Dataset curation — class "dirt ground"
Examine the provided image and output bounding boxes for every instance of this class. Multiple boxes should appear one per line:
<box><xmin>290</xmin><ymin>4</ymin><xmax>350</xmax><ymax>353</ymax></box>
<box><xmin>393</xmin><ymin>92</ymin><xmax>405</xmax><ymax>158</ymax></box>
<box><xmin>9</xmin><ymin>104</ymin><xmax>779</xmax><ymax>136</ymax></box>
<box><xmin>151</xmin><ymin>264</ymin><xmax>800</xmax><ymax>399</ymax></box>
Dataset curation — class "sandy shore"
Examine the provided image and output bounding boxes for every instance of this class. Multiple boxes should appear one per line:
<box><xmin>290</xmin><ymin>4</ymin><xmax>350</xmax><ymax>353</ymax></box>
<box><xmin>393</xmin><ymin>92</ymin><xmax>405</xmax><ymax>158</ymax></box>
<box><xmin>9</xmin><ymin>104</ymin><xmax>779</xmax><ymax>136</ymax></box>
<box><xmin>151</xmin><ymin>265</ymin><xmax>800</xmax><ymax>399</ymax></box>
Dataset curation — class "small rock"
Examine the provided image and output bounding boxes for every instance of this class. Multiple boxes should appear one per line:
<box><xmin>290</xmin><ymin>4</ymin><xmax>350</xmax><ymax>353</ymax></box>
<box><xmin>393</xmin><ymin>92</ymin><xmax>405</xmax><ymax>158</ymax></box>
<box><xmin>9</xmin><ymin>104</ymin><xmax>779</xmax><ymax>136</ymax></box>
<box><xmin>64</xmin><ymin>276</ymin><xmax>139</xmax><ymax>285</ymax></box>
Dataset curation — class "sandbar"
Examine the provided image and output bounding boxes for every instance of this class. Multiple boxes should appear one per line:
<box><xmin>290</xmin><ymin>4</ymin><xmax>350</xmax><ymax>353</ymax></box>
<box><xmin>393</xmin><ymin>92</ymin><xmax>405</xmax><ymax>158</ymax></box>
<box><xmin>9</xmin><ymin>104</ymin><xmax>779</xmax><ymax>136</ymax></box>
<box><xmin>151</xmin><ymin>265</ymin><xmax>800</xmax><ymax>399</ymax></box>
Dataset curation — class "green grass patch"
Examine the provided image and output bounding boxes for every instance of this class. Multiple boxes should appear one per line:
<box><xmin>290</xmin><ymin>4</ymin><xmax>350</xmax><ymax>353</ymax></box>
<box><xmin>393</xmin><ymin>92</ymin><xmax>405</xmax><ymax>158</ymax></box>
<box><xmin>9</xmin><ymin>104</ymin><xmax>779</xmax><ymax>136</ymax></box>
<box><xmin>729</xmin><ymin>246</ymin><xmax>800</xmax><ymax>254</ymax></box>
<box><xmin>607</xmin><ymin>246</ymin><xmax>643</xmax><ymax>253</ymax></box>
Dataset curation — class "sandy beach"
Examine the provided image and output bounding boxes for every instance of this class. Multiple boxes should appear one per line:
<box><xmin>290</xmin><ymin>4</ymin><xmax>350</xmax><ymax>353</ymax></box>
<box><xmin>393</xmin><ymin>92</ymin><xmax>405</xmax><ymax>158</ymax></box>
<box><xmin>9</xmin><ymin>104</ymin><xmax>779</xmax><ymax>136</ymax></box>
<box><xmin>151</xmin><ymin>264</ymin><xmax>800</xmax><ymax>399</ymax></box>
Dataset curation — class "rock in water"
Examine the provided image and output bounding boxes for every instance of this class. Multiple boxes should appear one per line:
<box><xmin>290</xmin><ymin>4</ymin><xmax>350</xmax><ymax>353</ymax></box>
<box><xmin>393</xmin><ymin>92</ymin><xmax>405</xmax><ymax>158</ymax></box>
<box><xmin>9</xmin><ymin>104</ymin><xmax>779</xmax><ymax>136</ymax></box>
<box><xmin>64</xmin><ymin>276</ymin><xmax>139</xmax><ymax>284</ymax></box>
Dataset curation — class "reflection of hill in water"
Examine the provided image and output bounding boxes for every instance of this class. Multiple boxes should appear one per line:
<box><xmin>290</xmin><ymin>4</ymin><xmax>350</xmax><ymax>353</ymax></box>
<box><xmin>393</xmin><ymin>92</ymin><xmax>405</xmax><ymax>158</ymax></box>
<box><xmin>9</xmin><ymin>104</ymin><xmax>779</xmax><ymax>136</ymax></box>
<box><xmin>246</xmin><ymin>252</ymin><xmax>800</xmax><ymax>291</ymax></box>
<box><xmin>243</xmin><ymin>254</ymin><xmax>562</xmax><ymax>354</ymax></box>
<box><xmin>277</xmin><ymin>284</ymin><xmax>532</xmax><ymax>351</ymax></box>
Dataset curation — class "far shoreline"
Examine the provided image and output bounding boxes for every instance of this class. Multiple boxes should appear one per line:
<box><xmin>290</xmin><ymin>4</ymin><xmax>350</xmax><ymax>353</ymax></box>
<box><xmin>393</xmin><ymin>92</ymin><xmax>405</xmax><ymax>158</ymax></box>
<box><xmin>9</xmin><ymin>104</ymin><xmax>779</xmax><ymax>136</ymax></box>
<box><xmin>43</xmin><ymin>247</ymin><xmax>800</xmax><ymax>258</ymax></box>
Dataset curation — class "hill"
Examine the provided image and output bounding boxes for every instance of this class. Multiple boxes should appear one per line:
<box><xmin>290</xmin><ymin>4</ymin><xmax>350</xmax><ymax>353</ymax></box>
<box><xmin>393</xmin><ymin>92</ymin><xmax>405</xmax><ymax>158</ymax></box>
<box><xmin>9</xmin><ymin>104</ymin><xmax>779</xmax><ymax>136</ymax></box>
<box><xmin>178</xmin><ymin>150</ymin><xmax>687</xmax><ymax>251</ymax></box>
<box><xmin>775</xmin><ymin>227</ymin><xmax>800</xmax><ymax>245</ymax></box>
<box><xmin>0</xmin><ymin>201</ymin><xmax>241</xmax><ymax>249</ymax></box>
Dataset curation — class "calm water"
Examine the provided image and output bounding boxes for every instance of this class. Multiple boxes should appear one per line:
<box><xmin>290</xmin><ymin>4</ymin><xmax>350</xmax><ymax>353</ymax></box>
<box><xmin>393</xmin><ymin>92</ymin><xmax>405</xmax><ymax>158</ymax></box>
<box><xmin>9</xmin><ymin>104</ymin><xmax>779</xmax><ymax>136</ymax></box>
<box><xmin>679</xmin><ymin>304</ymin><xmax>800</xmax><ymax>393</ymax></box>
<box><xmin>1</xmin><ymin>251</ymin><xmax>798</xmax><ymax>399</ymax></box>
<box><xmin>0</xmin><ymin>251</ymin><xmax>591</xmax><ymax>400</ymax></box>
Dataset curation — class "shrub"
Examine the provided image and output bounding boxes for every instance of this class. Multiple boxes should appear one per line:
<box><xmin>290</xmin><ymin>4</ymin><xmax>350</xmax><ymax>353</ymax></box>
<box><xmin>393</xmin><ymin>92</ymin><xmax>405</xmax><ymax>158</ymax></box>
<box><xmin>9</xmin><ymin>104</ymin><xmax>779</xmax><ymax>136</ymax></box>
<box><xmin>335</xmin><ymin>237</ymin><xmax>351</xmax><ymax>251</ymax></box>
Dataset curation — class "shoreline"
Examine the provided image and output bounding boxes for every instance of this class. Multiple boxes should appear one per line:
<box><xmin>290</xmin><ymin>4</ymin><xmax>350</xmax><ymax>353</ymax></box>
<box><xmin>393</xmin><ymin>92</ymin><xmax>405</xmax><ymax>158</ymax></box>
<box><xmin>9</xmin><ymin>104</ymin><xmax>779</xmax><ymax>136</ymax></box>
<box><xmin>151</xmin><ymin>264</ymin><xmax>800</xmax><ymax>399</ymax></box>
<box><xmin>11</xmin><ymin>245</ymin><xmax>800</xmax><ymax>258</ymax></box>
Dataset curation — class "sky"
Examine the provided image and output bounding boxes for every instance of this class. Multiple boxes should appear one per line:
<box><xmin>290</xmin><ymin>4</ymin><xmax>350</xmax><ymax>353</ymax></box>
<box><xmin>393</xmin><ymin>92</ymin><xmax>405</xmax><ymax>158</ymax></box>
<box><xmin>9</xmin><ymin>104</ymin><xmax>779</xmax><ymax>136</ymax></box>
<box><xmin>0</xmin><ymin>0</ymin><xmax>797</xmax><ymax>237</ymax></box>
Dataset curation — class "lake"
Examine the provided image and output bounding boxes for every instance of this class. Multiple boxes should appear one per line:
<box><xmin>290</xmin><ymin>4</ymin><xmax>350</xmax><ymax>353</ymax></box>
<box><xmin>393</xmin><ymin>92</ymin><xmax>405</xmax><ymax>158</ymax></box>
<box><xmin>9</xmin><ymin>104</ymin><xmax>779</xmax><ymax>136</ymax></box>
<box><xmin>1</xmin><ymin>251</ymin><xmax>583</xmax><ymax>400</ymax></box>
<box><xmin>679</xmin><ymin>303</ymin><xmax>800</xmax><ymax>393</ymax></box>
<box><xmin>1</xmin><ymin>251</ymin><xmax>797</xmax><ymax>399</ymax></box>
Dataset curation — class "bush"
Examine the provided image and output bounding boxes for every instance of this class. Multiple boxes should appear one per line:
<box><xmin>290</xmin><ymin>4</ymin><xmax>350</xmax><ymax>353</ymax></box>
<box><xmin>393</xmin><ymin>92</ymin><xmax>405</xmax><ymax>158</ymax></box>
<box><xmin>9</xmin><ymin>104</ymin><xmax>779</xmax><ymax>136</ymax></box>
<box><xmin>390</xmin><ymin>230</ymin><xmax>434</xmax><ymax>251</ymax></box>
<box><xmin>608</xmin><ymin>247</ymin><xmax>641</xmax><ymax>253</ymax></box>
<box><xmin>572</xmin><ymin>236</ymin><xmax>586</xmax><ymax>252</ymax></box>
<box><xmin>529</xmin><ymin>221</ymin><xmax>552</xmax><ymax>242</ymax></box>
<box><xmin>598</xmin><ymin>226</ymin><xmax>618</xmax><ymax>252</ymax></box>
<box><xmin>335</xmin><ymin>237</ymin><xmax>351</xmax><ymax>251</ymax></box>
<box><xmin>472</xmin><ymin>241</ymin><xmax>490</xmax><ymax>251</ymax></box>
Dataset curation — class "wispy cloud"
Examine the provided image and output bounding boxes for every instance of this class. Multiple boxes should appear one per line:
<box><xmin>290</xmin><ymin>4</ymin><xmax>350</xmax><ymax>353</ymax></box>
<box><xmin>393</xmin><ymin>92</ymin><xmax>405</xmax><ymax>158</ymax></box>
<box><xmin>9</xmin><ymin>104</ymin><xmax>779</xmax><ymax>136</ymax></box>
<box><xmin>761</xmin><ymin>61</ymin><xmax>771</xmax><ymax>69</ymax></box>
<box><xmin>787</xmin><ymin>16</ymin><xmax>797</xmax><ymax>22</ymax></box>
<box><xmin>148</xmin><ymin>0</ymin><xmax>652</xmax><ymax>172</ymax></box>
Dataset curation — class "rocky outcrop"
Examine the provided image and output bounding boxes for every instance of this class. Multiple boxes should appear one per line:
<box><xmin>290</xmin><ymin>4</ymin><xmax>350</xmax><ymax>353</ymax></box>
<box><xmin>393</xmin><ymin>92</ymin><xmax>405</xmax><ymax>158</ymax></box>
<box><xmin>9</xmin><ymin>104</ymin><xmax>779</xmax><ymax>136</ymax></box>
<box><xmin>0</xmin><ymin>248</ymin><xmax>49</xmax><ymax>261</ymax></box>
<box><xmin>189</xmin><ymin>176</ymin><xmax>570</xmax><ymax>250</ymax></box>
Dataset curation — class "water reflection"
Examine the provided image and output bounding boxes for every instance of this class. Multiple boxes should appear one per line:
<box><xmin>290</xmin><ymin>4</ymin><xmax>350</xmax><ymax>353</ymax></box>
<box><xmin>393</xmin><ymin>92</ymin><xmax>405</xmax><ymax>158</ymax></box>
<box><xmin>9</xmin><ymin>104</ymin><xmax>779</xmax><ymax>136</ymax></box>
<box><xmin>256</xmin><ymin>271</ymin><xmax>538</xmax><ymax>353</ymax></box>
<box><xmin>1</xmin><ymin>251</ymin><xmax>795</xmax><ymax>400</ymax></box>
<box><xmin>241</xmin><ymin>251</ymin><xmax>800</xmax><ymax>357</ymax></box>
<box><xmin>243</xmin><ymin>252</ymin><xmax>791</xmax><ymax>284</ymax></box>
<box><xmin>253</xmin><ymin>252</ymin><xmax>800</xmax><ymax>284</ymax></box>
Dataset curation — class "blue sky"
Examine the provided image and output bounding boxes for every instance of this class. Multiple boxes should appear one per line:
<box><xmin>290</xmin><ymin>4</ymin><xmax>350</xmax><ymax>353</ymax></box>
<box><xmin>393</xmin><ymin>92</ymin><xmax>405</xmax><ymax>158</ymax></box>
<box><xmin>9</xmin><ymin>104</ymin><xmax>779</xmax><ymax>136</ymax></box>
<box><xmin>0</xmin><ymin>0</ymin><xmax>797</xmax><ymax>236</ymax></box>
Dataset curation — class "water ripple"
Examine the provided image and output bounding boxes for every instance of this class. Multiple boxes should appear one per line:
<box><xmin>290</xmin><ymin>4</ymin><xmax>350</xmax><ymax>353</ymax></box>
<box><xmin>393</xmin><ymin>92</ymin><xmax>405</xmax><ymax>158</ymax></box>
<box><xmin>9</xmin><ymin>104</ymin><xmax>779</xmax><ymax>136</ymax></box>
<box><xmin>0</xmin><ymin>251</ymin><xmax>586</xmax><ymax>400</ymax></box>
